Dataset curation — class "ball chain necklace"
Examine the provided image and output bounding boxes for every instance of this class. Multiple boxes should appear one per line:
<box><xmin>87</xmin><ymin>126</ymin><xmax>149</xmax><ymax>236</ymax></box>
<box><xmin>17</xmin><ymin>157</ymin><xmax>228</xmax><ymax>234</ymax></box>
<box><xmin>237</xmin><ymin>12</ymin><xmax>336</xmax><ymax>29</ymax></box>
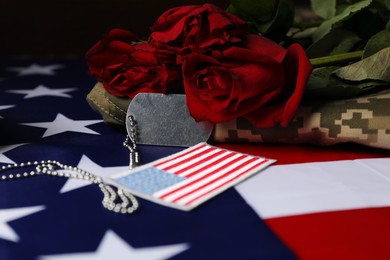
<box><xmin>0</xmin><ymin>115</ymin><xmax>141</xmax><ymax>215</ymax></box>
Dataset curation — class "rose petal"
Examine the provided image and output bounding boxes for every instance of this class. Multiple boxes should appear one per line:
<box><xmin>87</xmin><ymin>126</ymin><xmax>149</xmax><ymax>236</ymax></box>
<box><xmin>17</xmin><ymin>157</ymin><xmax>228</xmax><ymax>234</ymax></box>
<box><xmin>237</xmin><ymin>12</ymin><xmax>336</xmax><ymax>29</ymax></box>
<box><xmin>244</xmin><ymin>43</ymin><xmax>312</xmax><ymax>127</ymax></box>
<box><xmin>223</xmin><ymin>35</ymin><xmax>286</xmax><ymax>64</ymax></box>
<box><xmin>280</xmin><ymin>43</ymin><xmax>312</xmax><ymax>126</ymax></box>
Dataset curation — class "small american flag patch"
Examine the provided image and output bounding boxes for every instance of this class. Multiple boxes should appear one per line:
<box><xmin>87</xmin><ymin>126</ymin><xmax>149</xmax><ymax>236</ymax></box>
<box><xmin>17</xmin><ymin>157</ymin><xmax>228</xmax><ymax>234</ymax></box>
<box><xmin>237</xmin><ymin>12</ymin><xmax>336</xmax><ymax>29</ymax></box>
<box><xmin>113</xmin><ymin>143</ymin><xmax>275</xmax><ymax>210</ymax></box>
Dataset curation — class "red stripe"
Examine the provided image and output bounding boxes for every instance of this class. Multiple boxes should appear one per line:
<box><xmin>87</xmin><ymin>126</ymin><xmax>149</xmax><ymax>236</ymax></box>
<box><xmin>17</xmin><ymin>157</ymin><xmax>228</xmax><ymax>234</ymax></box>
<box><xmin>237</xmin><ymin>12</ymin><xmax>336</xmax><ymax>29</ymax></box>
<box><xmin>183</xmin><ymin>159</ymin><xmax>269</xmax><ymax>205</ymax></box>
<box><xmin>155</xmin><ymin>146</ymin><xmax>215</xmax><ymax>172</ymax></box>
<box><xmin>266</xmin><ymin>207</ymin><xmax>390</xmax><ymax>260</ymax></box>
<box><xmin>216</xmin><ymin>143</ymin><xmax>390</xmax><ymax>258</ymax></box>
<box><xmin>153</xmin><ymin>143</ymin><xmax>208</xmax><ymax>168</ymax></box>
<box><xmin>216</xmin><ymin>143</ymin><xmax>390</xmax><ymax>165</ymax></box>
<box><xmin>178</xmin><ymin>151</ymin><xmax>235</xmax><ymax>178</ymax></box>
<box><xmin>159</xmin><ymin>154</ymin><xmax>250</xmax><ymax>199</ymax></box>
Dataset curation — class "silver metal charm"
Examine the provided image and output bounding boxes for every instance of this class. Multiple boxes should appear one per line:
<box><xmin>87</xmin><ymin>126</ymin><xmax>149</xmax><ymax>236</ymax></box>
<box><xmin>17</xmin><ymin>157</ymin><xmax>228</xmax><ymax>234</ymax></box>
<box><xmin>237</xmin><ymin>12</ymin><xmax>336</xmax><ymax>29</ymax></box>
<box><xmin>126</xmin><ymin>93</ymin><xmax>213</xmax><ymax>147</ymax></box>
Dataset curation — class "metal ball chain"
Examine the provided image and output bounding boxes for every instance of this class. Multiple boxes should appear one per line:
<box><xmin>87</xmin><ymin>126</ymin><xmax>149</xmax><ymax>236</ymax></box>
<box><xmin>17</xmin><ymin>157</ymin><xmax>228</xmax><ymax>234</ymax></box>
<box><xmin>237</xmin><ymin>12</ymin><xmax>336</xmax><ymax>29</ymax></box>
<box><xmin>123</xmin><ymin>115</ymin><xmax>140</xmax><ymax>169</ymax></box>
<box><xmin>0</xmin><ymin>160</ymin><xmax>139</xmax><ymax>215</ymax></box>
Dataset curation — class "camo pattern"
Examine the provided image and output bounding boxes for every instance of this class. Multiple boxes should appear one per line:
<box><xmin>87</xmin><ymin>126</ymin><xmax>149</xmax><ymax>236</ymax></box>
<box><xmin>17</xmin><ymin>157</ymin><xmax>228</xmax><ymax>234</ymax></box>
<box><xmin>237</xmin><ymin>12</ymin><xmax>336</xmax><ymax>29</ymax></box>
<box><xmin>213</xmin><ymin>89</ymin><xmax>390</xmax><ymax>150</ymax></box>
<box><xmin>86</xmin><ymin>82</ymin><xmax>131</xmax><ymax>125</ymax></box>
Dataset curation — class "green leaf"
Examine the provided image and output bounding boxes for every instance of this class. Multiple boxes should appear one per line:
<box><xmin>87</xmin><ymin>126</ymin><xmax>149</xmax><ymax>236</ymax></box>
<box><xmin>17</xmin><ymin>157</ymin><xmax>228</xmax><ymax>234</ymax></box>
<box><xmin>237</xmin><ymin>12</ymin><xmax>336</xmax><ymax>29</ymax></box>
<box><xmin>330</xmin><ymin>33</ymin><xmax>361</xmax><ymax>55</ymax></box>
<box><xmin>304</xmin><ymin>66</ymin><xmax>389</xmax><ymax>100</ymax></box>
<box><xmin>312</xmin><ymin>0</ymin><xmax>372</xmax><ymax>42</ymax></box>
<box><xmin>364</xmin><ymin>28</ymin><xmax>390</xmax><ymax>58</ymax></box>
<box><xmin>386</xmin><ymin>0</ymin><xmax>390</xmax><ymax>10</ymax></box>
<box><xmin>227</xmin><ymin>4</ymin><xmax>251</xmax><ymax>20</ymax></box>
<box><xmin>226</xmin><ymin>4</ymin><xmax>238</xmax><ymax>15</ymax></box>
<box><xmin>231</xmin><ymin>0</ymin><xmax>277</xmax><ymax>21</ymax></box>
<box><xmin>310</xmin><ymin>0</ymin><xmax>336</xmax><ymax>19</ymax></box>
<box><xmin>334</xmin><ymin>46</ymin><xmax>390</xmax><ymax>82</ymax></box>
<box><xmin>306</xmin><ymin>28</ymin><xmax>361</xmax><ymax>58</ymax></box>
<box><xmin>306</xmin><ymin>66</ymin><xmax>339</xmax><ymax>91</ymax></box>
<box><xmin>229</xmin><ymin>0</ymin><xmax>295</xmax><ymax>42</ymax></box>
<box><xmin>227</xmin><ymin>4</ymin><xmax>266</xmax><ymax>34</ymax></box>
<box><xmin>256</xmin><ymin>0</ymin><xmax>295</xmax><ymax>42</ymax></box>
<box><xmin>303</xmin><ymin>66</ymin><xmax>366</xmax><ymax>100</ymax></box>
<box><xmin>343</xmin><ymin>8</ymin><xmax>386</xmax><ymax>40</ymax></box>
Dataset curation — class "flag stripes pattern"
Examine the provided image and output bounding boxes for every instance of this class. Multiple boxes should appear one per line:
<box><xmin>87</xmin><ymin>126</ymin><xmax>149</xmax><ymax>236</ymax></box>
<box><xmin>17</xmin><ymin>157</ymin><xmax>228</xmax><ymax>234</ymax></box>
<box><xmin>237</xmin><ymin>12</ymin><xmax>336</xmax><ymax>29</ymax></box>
<box><xmin>114</xmin><ymin>143</ymin><xmax>275</xmax><ymax>210</ymax></box>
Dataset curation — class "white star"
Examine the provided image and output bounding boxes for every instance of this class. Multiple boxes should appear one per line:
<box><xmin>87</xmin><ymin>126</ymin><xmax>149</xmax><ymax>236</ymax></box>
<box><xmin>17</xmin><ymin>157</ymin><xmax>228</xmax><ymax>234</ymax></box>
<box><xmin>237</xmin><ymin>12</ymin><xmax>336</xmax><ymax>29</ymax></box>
<box><xmin>7</xmin><ymin>64</ymin><xmax>64</xmax><ymax>76</ymax></box>
<box><xmin>7</xmin><ymin>85</ymin><xmax>77</xmax><ymax>99</ymax></box>
<box><xmin>21</xmin><ymin>113</ymin><xmax>103</xmax><ymax>137</ymax></box>
<box><xmin>0</xmin><ymin>206</ymin><xmax>45</xmax><ymax>242</ymax></box>
<box><xmin>60</xmin><ymin>155</ymin><xmax>129</xmax><ymax>193</ymax></box>
<box><xmin>38</xmin><ymin>230</ymin><xmax>189</xmax><ymax>260</ymax></box>
<box><xmin>0</xmin><ymin>143</ymin><xmax>27</xmax><ymax>164</ymax></box>
<box><xmin>0</xmin><ymin>105</ymin><xmax>15</xmax><ymax>118</ymax></box>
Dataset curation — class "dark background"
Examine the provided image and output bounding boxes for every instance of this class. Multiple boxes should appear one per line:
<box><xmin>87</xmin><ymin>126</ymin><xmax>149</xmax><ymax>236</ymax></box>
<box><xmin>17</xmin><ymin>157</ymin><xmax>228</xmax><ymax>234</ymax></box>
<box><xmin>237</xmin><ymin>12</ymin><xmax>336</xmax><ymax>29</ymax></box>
<box><xmin>0</xmin><ymin>0</ymin><xmax>308</xmax><ymax>57</ymax></box>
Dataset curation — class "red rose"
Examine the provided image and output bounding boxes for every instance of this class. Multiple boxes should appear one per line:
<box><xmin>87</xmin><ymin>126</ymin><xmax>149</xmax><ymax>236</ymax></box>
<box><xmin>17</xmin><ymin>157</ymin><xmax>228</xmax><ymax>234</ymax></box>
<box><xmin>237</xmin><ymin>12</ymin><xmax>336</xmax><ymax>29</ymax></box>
<box><xmin>86</xmin><ymin>28</ymin><xmax>140</xmax><ymax>79</ymax></box>
<box><xmin>149</xmin><ymin>3</ymin><xmax>247</xmax><ymax>62</ymax></box>
<box><xmin>86</xmin><ymin>29</ymin><xmax>181</xmax><ymax>98</ymax></box>
<box><xmin>183</xmin><ymin>34</ymin><xmax>312</xmax><ymax>128</ymax></box>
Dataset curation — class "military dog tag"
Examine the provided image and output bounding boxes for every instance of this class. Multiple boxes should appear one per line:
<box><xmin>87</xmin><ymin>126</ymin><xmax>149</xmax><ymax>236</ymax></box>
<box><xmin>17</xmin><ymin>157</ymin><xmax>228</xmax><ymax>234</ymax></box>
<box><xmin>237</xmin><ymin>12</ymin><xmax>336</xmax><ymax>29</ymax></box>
<box><xmin>126</xmin><ymin>93</ymin><xmax>213</xmax><ymax>147</ymax></box>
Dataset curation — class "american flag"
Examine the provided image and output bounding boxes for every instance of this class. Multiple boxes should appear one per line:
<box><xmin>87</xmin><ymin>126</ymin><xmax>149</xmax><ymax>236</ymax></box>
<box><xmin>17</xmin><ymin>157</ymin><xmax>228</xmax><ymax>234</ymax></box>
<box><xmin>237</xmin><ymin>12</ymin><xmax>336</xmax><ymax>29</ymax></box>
<box><xmin>0</xmin><ymin>59</ymin><xmax>294</xmax><ymax>259</ymax></box>
<box><xmin>113</xmin><ymin>143</ymin><xmax>274</xmax><ymax>210</ymax></box>
<box><xmin>1</xmin><ymin>59</ymin><xmax>390</xmax><ymax>259</ymax></box>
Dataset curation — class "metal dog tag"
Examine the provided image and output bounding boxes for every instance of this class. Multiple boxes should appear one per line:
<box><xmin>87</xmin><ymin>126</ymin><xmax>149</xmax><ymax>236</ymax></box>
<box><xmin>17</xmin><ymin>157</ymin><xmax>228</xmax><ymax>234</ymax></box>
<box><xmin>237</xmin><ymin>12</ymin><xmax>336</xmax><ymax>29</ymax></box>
<box><xmin>126</xmin><ymin>93</ymin><xmax>213</xmax><ymax>147</ymax></box>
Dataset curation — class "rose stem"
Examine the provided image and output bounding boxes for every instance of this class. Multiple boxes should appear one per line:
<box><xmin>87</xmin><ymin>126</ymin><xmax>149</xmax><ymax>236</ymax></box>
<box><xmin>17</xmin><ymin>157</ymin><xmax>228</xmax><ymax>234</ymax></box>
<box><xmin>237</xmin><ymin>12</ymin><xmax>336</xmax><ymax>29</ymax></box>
<box><xmin>309</xmin><ymin>50</ymin><xmax>364</xmax><ymax>68</ymax></box>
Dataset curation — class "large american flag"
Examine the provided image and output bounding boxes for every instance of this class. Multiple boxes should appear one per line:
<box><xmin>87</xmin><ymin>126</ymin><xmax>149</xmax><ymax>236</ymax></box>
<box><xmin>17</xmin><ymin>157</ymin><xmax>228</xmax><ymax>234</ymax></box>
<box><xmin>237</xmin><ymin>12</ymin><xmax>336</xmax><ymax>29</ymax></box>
<box><xmin>1</xmin><ymin>59</ymin><xmax>390</xmax><ymax>259</ymax></box>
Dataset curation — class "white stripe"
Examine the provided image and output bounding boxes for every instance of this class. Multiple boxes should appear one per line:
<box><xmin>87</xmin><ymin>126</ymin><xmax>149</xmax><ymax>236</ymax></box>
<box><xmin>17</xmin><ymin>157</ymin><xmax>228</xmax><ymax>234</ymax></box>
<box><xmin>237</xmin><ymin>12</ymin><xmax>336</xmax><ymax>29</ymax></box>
<box><xmin>236</xmin><ymin>158</ymin><xmax>390</xmax><ymax>219</ymax></box>
<box><xmin>160</xmin><ymin>156</ymin><xmax>255</xmax><ymax>202</ymax></box>
<box><xmin>174</xmin><ymin>150</ymin><xmax>234</xmax><ymax>177</ymax></box>
<box><xmin>175</xmin><ymin>158</ymin><xmax>268</xmax><ymax>205</ymax></box>
<box><xmin>158</xmin><ymin>148</ymin><xmax>224</xmax><ymax>175</ymax></box>
<box><xmin>155</xmin><ymin>145</ymin><xmax>210</xmax><ymax>170</ymax></box>
<box><xmin>153</xmin><ymin>153</ymin><xmax>244</xmax><ymax>198</ymax></box>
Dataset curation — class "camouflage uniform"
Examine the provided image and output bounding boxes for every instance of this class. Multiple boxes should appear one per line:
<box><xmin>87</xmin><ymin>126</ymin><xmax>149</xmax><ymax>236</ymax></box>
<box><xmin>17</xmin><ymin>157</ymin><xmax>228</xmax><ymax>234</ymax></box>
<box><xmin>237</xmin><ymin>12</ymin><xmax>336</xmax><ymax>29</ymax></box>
<box><xmin>87</xmin><ymin>83</ymin><xmax>390</xmax><ymax>150</ymax></box>
<box><xmin>214</xmin><ymin>89</ymin><xmax>390</xmax><ymax>149</ymax></box>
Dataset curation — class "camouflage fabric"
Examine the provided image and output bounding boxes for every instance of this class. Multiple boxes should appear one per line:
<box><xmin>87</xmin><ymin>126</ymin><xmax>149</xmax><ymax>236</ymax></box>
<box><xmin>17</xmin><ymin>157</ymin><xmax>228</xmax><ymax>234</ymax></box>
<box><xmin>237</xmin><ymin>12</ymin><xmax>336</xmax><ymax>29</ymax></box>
<box><xmin>86</xmin><ymin>82</ymin><xmax>131</xmax><ymax>125</ymax></box>
<box><xmin>213</xmin><ymin>89</ymin><xmax>390</xmax><ymax>150</ymax></box>
<box><xmin>86</xmin><ymin>82</ymin><xmax>390</xmax><ymax>150</ymax></box>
